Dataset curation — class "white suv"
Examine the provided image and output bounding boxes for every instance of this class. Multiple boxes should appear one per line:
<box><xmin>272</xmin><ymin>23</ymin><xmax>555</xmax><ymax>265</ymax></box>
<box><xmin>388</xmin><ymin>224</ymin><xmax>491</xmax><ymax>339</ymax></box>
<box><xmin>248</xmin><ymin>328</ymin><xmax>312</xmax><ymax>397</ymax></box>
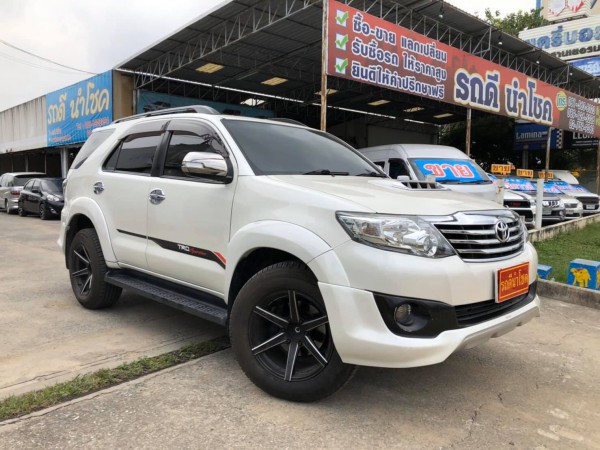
<box><xmin>59</xmin><ymin>106</ymin><xmax>540</xmax><ymax>402</ymax></box>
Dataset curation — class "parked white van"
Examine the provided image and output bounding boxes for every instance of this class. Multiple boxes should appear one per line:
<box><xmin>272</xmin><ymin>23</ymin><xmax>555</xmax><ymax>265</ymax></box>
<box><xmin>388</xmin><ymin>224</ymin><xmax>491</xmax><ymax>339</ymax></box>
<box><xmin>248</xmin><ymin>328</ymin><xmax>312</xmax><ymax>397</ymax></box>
<box><xmin>358</xmin><ymin>144</ymin><xmax>497</xmax><ymax>201</ymax></box>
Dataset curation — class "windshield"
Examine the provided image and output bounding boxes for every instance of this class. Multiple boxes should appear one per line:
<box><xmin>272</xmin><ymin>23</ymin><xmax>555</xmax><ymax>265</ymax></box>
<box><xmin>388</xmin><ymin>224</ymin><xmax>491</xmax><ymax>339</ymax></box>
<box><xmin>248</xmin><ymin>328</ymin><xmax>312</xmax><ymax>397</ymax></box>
<box><xmin>14</xmin><ymin>176</ymin><xmax>43</xmax><ymax>186</ymax></box>
<box><xmin>504</xmin><ymin>178</ymin><xmax>562</xmax><ymax>194</ymax></box>
<box><xmin>41</xmin><ymin>179</ymin><xmax>64</xmax><ymax>193</ymax></box>
<box><xmin>548</xmin><ymin>181</ymin><xmax>590</xmax><ymax>193</ymax></box>
<box><xmin>222</xmin><ymin>119</ymin><xmax>384</xmax><ymax>176</ymax></box>
<box><xmin>407</xmin><ymin>158</ymin><xmax>490</xmax><ymax>184</ymax></box>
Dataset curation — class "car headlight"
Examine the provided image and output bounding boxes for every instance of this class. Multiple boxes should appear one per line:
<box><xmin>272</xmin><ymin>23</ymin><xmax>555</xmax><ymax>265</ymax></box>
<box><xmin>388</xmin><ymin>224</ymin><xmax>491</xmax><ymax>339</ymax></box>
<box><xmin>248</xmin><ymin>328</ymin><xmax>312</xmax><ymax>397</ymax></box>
<box><xmin>336</xmin><ymin>212</ymin><xmax>455</xmax><ymax>258</ymax></box>
<box><xmin>47</xmin><ymin>194</ymin><xmax>61</xmax><ymax>202</ymax></box>
<box><xmin>558</xmin><ymin>199</ymin><xmax>565</xmax><ymax>207</ymax></box>
<box><xmin>530</xmin><ymin>199</ymin><xmax>536</xmax><ymax>207</ymax></box>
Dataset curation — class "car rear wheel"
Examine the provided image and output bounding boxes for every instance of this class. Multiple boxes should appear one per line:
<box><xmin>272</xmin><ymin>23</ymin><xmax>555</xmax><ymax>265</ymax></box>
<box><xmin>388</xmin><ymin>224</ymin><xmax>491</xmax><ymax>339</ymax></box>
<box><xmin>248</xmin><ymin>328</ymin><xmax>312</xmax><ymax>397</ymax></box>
<box><xmin>229</xmin><ymin>261</ymin><xmax>356</xmax><ymax>402</ymax></box>
<box><xmin>17</xmin><ymin>203</ymin><xmax>27</xmax><ymax>216</ymax></box>
<box><xmin>68</xmin><ymin>228</ymin><xmax>121</xmax><ymax>309</ymax></box>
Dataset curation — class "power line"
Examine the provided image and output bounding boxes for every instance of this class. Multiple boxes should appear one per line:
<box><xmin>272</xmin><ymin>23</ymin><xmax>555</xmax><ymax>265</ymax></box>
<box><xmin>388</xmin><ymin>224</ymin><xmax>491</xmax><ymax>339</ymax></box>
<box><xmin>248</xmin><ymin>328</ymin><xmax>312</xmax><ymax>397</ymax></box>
<box><xmin>0</xmin><ymin>38</ymin><xmax>97</xmax><ymax>75</ymax></box>
<box><xmin>0</xmin><ymin>51</ymin><xmax>89</xmax><ymax>76</ymax></box>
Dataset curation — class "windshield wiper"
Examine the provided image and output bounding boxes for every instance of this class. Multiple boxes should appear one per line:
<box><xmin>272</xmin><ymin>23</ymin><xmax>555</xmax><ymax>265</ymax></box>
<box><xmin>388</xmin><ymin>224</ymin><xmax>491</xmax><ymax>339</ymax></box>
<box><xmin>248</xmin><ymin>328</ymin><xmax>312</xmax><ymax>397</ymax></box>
<box><xmin>356</xmin><ymin>171</ymin><xmax>387</xmax><ymax>178</ymax></box>
<box><xmin>303</xmin><ymin>170</ymin><xmax>349</xmax><ymax>176</ymax></box>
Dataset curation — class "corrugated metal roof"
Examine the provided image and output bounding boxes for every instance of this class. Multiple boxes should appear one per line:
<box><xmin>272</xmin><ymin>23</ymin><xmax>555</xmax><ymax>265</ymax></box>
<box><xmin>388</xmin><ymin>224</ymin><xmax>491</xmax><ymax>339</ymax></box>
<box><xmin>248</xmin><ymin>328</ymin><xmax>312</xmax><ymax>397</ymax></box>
<box><xmin>118</xmin><ymin>0</ymin><xmax>600</xmax><ymax>127</ymax></box>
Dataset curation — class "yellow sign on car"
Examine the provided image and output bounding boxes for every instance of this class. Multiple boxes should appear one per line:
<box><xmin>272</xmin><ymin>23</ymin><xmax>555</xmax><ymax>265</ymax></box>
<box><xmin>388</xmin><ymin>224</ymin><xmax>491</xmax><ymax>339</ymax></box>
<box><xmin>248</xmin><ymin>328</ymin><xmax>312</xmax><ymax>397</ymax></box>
<box><xmin>491</xmin><ymin>164</ymin><xmax>512</xmax><ymax>175</ymax></box>
<box><xmin>538</xmin><ymin>171</ymin><xmax>554</xmax><ymax>179</ymax></box>
<box><xmin>516</xmin><ymin>169</ymin><xmax>534</xmax><ymax>178</ymax></box>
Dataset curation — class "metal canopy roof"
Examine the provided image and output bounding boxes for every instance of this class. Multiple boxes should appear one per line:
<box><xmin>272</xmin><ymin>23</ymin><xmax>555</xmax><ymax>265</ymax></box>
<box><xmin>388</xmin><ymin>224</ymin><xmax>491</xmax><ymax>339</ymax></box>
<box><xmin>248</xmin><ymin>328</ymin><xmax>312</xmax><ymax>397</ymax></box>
<box><xmin>118</xmin><ymin>0</ymin><xmax>600</xmax><ymax>129</ymax></box>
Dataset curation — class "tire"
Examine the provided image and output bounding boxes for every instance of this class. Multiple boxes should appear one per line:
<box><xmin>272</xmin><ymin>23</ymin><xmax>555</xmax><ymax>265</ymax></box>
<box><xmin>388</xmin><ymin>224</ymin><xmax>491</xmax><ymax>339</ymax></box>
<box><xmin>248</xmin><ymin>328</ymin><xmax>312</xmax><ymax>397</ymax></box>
<box><xmin>17</xmin><ymin>203</ymin><xmax>27</xmax><ymax>217</ymax></box>
<box><xmin>39</xmin><ymin>202</ymin><xmax>49</xmax><ymax>220</ymax></box>
<box><xmin>229</xmin><ymin>261</ymin><xmax>356</xmax><ymax>402</ymax></box>
<box><xmin>68</xmin><ymin>228</ymin><xmax>121</xmax><ymax>309</ymax></box>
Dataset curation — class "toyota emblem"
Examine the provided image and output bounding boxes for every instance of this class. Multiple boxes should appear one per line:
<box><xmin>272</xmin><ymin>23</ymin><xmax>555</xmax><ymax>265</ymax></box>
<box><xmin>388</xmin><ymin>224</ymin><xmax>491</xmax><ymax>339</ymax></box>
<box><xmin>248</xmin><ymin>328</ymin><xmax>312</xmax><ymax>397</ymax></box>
<box><xmin>495</xmin><ymin>221</ymin><xmax>510</xmax><ymax>243</ymax></box>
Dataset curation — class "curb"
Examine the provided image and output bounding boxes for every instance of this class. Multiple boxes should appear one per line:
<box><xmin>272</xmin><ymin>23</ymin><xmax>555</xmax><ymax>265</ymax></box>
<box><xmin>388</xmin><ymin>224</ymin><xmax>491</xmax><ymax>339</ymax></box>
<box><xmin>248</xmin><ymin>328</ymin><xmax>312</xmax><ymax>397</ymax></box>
<box><xmin>538</xmin><ymin>279</ymin><xmax>600</xmax><ymax>309</ymax></box>
<box><xmin>528</xmin><ymin>213</ymin><xmax>600</xmax><ymax>243</ymax></box>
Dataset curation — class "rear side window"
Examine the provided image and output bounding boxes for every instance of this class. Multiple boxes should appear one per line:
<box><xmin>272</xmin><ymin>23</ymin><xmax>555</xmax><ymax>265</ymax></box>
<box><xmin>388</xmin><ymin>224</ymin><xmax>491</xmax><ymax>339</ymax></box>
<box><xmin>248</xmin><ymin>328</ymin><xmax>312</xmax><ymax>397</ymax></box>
<box><xmin>105</xmin><ymin>132</ymin><xmax>162</xmax><ymax>175</ymax></box>
<box><xmin>71</xmin><ymin>129</ymin><xmax>116</xmax><ymax>170</ymax></box>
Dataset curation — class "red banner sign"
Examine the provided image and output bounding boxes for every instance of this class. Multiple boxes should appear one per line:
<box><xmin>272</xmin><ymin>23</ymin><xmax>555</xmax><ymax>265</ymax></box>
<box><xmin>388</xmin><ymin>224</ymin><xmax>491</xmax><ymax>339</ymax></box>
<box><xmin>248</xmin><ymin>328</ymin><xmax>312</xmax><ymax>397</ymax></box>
<box><xmin>327</xmin><ymin>0</ymin><xmax>600</xmax><ymax>137</ymax></box>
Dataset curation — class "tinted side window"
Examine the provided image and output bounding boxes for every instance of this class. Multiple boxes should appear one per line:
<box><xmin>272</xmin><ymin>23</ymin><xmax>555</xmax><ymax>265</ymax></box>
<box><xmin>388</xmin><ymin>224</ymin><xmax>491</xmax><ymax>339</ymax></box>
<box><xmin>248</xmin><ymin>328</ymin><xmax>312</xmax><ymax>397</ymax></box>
<box><xmin>114</xmin><ymin>133</ymin><xmax>162</xmax><ymax>174</ymax></box>
<box><xmin>32</xmin><ymin>180</ymin><xmax>40</xmax><ymax>191</ymax></box>
<box><xmin>389</xmin><ymin>159</ymin><xmax>410</xmax><ymax>179</ymax></box>
<box><xmin>373</xmin><ymin>161</ymin><xmax>385</xmax><ymax>169</ymax></box>
<box><xmin>163</xmin><ymin>128</ymin><xmax>225</xmax><ymax>178</ymax></box>
<box><xmin>23</xmin><ymin>180</ymin><xmax>34</xmax><ymax>190</ymax></box>
<box><xmin>71</xmin><ymin>129</ymin><xmax>116</xmax><ymax>170</ymax></box>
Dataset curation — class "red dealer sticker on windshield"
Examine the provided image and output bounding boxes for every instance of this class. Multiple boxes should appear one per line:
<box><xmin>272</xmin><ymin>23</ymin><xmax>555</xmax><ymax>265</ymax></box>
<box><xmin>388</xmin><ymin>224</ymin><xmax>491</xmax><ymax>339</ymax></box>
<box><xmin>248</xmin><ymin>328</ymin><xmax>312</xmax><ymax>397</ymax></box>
<box><xmin>496</xmin><ymin>262</ymin><xmax>530</xmax><ymax>303</ymax></box>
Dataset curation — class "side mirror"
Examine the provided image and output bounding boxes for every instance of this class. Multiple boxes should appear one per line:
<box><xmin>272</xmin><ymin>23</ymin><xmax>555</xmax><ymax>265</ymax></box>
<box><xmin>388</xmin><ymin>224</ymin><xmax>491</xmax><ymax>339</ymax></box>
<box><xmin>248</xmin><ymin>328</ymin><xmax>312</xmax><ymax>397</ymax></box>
<box><xmin>396</xmin><ymin>175</ymin><xmax>411</xmax><ymax>182</ymax></box>
<box><xmin>181</xmin><ymin>152</ymin><xmax>228</xmax><ymax>178</ymax></box>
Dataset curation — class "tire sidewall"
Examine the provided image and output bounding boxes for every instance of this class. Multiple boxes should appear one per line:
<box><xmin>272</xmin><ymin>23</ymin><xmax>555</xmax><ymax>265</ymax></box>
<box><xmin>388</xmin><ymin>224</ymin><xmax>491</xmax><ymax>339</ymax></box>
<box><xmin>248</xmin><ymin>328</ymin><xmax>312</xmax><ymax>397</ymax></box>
<box><xmin>230</xmin><ymin>263</ymin><xmax>354</xmax><ymax>402</ymax></box>
<box><xmin>68</xmin><ymin>229</ymin><xmax>119</xmax><ymax>309</ymax></box>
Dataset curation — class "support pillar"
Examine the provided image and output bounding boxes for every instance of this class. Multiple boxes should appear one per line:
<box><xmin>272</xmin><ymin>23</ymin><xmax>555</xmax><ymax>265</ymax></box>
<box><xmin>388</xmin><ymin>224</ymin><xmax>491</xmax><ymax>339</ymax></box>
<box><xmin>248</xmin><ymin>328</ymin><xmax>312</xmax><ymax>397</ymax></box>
<box><xmin>465</xmin><ymin>108</ymin><xmax>472</xmax><ymax>156</ymax></box>
<box><xmin>60</xmin><ymin>148</ymin><xmax>69</xmax><ymax>177</ymax></box>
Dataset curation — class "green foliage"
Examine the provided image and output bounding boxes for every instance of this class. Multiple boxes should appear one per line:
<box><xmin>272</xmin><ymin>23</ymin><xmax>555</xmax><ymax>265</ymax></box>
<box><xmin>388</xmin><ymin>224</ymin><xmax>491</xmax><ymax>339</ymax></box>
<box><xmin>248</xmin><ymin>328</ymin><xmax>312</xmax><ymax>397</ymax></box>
<box><xmin>484</xmin><ymin>7</ymin><xmax>548</xmax><ymax>36</ymax></box>
<box><xmin>534</xmin><ymin>222</ymin><xmax>600</xmax><ymax>283</ymax></box>
<box><xmin>0</xmin><ymin>338</ymin><xmax>229</xmax><ymax>422</ymax></box>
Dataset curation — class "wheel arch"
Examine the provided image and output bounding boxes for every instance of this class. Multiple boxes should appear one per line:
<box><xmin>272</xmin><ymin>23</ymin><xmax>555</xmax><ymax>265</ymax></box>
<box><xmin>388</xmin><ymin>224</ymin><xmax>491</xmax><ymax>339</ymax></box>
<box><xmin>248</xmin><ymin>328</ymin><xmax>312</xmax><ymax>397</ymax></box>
<box><xmin>225</xmin><ymin>221</ymin><xmax>349</xmax><ymax>310</ymax></box>
<box><xmin>64</xmin><ymin>197</ymin><xmax>115</xmax><ymax>268</ymax></box>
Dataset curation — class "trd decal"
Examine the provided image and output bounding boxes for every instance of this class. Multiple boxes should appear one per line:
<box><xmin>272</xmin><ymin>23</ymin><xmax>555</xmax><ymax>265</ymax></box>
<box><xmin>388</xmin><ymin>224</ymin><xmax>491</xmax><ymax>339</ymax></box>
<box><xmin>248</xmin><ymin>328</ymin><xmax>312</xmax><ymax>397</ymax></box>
<box><xmin>117</xmin><ymin>229</ymin><xmax>225</xmax><ymax>269</ymax></box>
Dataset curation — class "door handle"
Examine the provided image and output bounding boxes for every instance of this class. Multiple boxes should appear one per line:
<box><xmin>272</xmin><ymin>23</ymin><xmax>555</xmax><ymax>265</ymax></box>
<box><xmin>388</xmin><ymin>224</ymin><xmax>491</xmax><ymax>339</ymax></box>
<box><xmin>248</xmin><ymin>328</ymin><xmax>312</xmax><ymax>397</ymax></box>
<box><xmin>149</xmin><ymin>188</ymin><xmax>166</xmax><ymax>205</ymax></box>
<box><xmin>93</xmin><ymin>182</ymin><xmax>104</xmax><ymax>194</ymax></box>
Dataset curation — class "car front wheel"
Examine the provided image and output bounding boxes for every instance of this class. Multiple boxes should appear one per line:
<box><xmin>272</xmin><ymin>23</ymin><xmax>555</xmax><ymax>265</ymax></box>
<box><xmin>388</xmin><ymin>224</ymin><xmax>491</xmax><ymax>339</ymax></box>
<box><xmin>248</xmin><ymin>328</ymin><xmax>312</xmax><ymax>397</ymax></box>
<box><xmin>229</xmin><ymin>261</ymin><xmax>356</xmax><ymax>402</ymax></box>
<box><xmin>68</xmin><ymin>228</ymin><xmax>121</xmax><ymax>309</ymax></box>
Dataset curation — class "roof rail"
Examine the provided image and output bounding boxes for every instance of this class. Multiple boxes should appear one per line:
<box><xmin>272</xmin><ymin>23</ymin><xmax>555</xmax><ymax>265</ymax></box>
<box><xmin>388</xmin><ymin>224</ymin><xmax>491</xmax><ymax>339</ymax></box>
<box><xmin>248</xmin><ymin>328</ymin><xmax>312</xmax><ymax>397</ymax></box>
<box><xmin>267</xmin><ymin>117</ymin><xmax>306</xmax><ymax>126</ymax></box>
<box><xmin>113</xmin><ymin>105</ymin><xmax>220</xmax><ymax>123</ymax></box>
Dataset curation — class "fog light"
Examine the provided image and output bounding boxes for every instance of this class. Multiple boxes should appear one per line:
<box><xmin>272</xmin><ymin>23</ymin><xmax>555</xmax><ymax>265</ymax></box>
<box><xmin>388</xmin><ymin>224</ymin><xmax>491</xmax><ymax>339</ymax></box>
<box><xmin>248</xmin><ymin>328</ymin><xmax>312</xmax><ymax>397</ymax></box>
<box><xmin>394</xmin><ymin>303</ymin><xmax>414</xmax><ymax>326</ymax></box>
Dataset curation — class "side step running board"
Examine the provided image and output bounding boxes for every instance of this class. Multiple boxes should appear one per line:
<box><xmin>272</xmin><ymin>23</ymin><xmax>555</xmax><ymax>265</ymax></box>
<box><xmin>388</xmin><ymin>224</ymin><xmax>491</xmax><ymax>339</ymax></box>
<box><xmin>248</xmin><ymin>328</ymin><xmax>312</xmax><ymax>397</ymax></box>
<box><xmin>105</xmin><ymin>271</ymin><xmax>228</xmax><ymax>326</ymax></box>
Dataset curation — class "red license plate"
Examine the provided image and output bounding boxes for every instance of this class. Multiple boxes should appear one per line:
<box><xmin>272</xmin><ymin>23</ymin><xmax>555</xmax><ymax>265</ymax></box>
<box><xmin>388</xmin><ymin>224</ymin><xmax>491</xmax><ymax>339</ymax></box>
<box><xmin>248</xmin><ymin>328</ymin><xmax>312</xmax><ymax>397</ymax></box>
<box><xmin>496</xmin><ymin>262</ymin><xmax>530</xmax><ymax>303</ymax></box>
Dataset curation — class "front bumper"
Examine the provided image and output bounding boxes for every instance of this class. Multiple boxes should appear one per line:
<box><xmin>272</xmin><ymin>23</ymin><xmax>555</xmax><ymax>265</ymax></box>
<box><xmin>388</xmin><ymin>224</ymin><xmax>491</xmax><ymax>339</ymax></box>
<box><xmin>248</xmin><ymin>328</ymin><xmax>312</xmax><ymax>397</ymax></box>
<box><xmin>319</xmin><ymin>282</ymin><xmax>540</xmax><ymax>368</ymax></box>
<box><xmin>309</xmin><ymin>239</ymin><xmax>539</xmax><ymax>368</ymax></box>
<box><xmin>542</xmin><ymin>207</ymin><xmax>565</xmax><ymax>222</ymax></box>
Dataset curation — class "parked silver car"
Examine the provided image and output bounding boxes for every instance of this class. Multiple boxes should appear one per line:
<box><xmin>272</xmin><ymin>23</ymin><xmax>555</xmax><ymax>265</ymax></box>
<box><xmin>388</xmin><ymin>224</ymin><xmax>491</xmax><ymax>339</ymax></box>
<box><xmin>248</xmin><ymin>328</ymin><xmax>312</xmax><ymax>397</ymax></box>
<box><xmin>0</xmin><ymin>172</ymin><xmax>47</xmax><ymax>214</ymax></box>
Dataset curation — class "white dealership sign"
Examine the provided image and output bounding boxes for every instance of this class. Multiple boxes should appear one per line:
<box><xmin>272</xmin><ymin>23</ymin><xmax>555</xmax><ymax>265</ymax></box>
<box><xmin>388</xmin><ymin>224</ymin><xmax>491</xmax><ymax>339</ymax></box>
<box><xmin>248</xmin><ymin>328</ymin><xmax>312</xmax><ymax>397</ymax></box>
<box><xmin>519</xmin><ymin>15</ymin><xmax>600</xmax><ymax>61</ymax></box>
<box><xmin>543</xmin><ymin>0</ymin><xmax>591</xmax><ymax>22</ymax></box>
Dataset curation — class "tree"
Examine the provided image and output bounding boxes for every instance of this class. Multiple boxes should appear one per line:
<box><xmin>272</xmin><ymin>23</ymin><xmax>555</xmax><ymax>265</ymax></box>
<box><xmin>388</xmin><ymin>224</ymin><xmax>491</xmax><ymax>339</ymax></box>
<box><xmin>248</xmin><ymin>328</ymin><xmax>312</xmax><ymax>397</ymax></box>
<box><xmin>483</xmin><ymin>7</ymin><xmax>548</xmax><ymax>37</ymax></box>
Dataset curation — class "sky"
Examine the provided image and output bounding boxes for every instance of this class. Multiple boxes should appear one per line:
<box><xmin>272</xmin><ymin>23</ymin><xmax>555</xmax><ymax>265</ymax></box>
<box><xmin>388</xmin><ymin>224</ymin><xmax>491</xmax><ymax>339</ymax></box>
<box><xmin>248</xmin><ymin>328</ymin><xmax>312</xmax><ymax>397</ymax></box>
<box><xmin>0</xmin><ymin>0</ymin><xmax>536</xmax><ymax>112</ymax></box>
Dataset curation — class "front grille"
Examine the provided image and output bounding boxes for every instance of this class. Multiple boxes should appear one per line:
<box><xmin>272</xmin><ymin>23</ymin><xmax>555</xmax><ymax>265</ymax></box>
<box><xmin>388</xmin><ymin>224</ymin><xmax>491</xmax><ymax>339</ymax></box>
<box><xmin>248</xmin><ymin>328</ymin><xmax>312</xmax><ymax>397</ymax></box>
<box><xmin>455</xmin><ymin>282</ymin><xmax>536</xmax><ymax>326</ymax></box>
<box><xmin>434</xmin><ymin>213</ymin><xmax>525</xmax><ymax>262</ymax></box>
<box><xmin>543</xmin><ymin>200</ymin><xmax>560</xmax><ymax>207</ymax></box>
<box><xmin>505</xmin><ymin>201</ymin><xmax>528</xmax><ymax>208</ymax></box>
<box><xmin>579</xmin><ymin>197</ymin><xmax>599</xmax><ymax>206</ymax></box>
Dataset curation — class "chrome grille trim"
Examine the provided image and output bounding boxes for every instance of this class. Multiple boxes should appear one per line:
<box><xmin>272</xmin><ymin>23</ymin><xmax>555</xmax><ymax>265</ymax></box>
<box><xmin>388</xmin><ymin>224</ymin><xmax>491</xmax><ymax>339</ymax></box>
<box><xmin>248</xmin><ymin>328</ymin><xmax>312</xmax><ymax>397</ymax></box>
<box><xmin>432</xmin><ymin>210</ymin><xmax>525</xmax><ymax>262</ymax></box>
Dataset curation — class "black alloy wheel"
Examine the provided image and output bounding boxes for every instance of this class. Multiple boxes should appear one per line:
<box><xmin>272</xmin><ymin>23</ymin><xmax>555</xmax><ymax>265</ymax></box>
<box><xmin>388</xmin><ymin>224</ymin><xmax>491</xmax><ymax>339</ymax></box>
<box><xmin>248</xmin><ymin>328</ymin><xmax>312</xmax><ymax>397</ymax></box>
<box><xmin>68</xmin><ymin>228</ymin><xmax>121</xmax><ymax>309</ymax></box>
<box><xmin>230</xmin><ymin>261</ymin><xmax>356</xmax><ymax>402</ymax></box>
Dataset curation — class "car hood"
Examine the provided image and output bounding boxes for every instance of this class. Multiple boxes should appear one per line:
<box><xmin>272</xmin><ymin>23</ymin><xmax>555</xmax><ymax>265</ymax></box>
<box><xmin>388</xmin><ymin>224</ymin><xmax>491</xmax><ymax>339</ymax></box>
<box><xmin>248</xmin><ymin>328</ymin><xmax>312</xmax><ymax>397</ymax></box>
<box><xmin>504</xmin><ymin>190</ymin><xmax>530</xmax><ymax>201</ymax></box>
<box><xmin>268</xmin><ymin>175</ymin><xmax>504</xmax><ymax>216</ymax></box>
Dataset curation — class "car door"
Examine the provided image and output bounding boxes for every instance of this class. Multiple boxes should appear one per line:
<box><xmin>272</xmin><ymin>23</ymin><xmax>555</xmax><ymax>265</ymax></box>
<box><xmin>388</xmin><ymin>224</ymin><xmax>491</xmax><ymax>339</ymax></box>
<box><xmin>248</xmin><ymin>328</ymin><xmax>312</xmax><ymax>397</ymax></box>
<box><xmin>145</xmin><ymin>119</ymin><xmax>236</xmax><ymax>296</ymax></box>
<box><xmin>29</xmin><ymin>179</ymin><xmax>42</xmax><ymax>213</ymax></box>
<box><xmin>94</xmin><ymin>119</ymin><xmax>168</xmax><ymax>269</ymax></box>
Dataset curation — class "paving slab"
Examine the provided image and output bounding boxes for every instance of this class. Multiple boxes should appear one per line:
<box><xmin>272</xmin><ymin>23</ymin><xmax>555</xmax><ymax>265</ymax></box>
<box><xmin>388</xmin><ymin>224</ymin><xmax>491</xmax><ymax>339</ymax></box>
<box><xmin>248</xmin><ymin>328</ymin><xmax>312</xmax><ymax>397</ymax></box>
<box><xmin>1</xmin><ymin>297</ymin><xmax>599</xmax><ymax>449</ymax></box>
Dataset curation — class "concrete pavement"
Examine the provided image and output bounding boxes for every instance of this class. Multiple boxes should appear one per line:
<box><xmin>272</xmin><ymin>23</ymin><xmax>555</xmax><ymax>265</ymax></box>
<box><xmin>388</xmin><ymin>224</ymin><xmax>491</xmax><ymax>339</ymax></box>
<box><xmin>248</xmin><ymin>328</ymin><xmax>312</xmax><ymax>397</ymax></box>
<box><xmin>2</xmin><ymin>297</ymin><xmax>600</xmax><ymax>449</ymax></box>
<box><xmin>0</xmin><ymin>212</ymin><xmax>222</xmax><ymax>399</ymax></box>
